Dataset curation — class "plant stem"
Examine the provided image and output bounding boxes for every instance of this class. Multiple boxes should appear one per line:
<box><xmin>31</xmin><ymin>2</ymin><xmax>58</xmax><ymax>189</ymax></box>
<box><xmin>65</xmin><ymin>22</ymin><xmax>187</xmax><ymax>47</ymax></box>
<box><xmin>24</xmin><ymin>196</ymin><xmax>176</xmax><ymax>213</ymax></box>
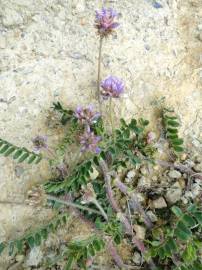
<box><xmin>47</xmin><ymin>195</ymin><xmax>101</xmax><ymax>215</ymax></box>
<box><xmin>109</xmin><ymin>97</ymin><xmax>115</xmax><ymax>139</ymax></box>
<box><xmin>114</xmin><ymin>178</ymin><xmax>153</xmax><ymax>229</ymax></box>
<box><xmin>157</xmin><ymin>160</ymin><xmax>202</xmax><ymax>180</ymax></box>
<box><xmin>97</xmin><ymin>36</ymin><xmax>103</xmax><ymax>114</ymax></box>
<box><xmin>107</xmin><ymin>238</ymin><xmax>125</xmax><ymax>269</ymax></box>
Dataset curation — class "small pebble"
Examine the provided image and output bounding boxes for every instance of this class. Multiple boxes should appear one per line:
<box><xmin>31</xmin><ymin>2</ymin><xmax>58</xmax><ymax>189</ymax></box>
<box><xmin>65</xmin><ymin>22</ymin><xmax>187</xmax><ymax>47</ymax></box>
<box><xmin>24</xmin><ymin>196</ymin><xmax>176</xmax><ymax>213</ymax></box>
<box><xmin>178</xmin><ymin>178</ymin><xmax>186</xmax><ymax>189</ymax></box>
<box><xmin>140</xmin><ymin>167</ymin><xmax>147</xmax><ymax>175</ymax></box>
<box><xmin>137</xmin><ymin>176</ymin><xmax>151</xmax><ymax>188</ymax></box>
<box><xmin>151</xmin><ymin>175</ymin><xmax>158</xmax><ymax>182</ymax></box>
<box><xmin>165</xmin><ymin>182</ymin><xmax>182</xmax><ymax>204</ymax></box>
<box><xmin>133</xmin><ymin>225</ymin><xmax>146</xmax><ymax>240</ymax></box>
<box><xmin>132</xmin><ymin>252</ymin><xmax>142</xmax><ymax>265</ymax></box>
<box><xmin>180</xmin><ymin>153</ymin><xmax>187</xmax><ymax>161</ymax></box>
<box><xmin>146</xmin><ymin>210</ymin><xmax>158</xmax><ymax>222</ymax></box>
<box><xmin>197</xmin><ymin>24</ymin><xmax>202</xmax><ymax>31</ymax></box>
<box><xmin>16</xmin><ymin>255</ymin><xmax>24</xmax><ymax>262</ymax></box>
<box><xmin>168</xmin><ymin>170</ymin><xmax>181</xmax><ymax>179</ymax></box>
<box><xmin>127</xmin><ymin>170</ymin><xmax>136</xmax><ymax>179</ymax></box>
<box><xmin>185</xmin><ymin>159</ymin><xmax>195</xmax><ymax>168</ymax></box>
<box><xmin>194</xmin><ymin>163</ymin><xmax>202</xmax><ymax>172</ymax></box>
<box><xmin>151</xmin><ymin>197</ymin><xmax>167</xmax><ymax>209</ymax></box>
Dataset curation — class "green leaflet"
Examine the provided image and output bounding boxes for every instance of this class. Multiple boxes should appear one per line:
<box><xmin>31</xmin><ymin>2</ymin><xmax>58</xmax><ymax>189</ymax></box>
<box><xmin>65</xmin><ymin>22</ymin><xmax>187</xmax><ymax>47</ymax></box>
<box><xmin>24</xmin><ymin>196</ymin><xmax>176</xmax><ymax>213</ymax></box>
<box><xmin>0</xmin><ymin>138</ymin><xmax>42</xmax><ymax>164</ymax></box>
<box><xmin>66</xmin><ymin>235</ymin><xmax>105</xmax><ymax>269</ymax></box>
<box><xmin>1</xmin><ymin>214</ymin><xmax>69</xmax><ymax>256</ymax></box>
<box><xmin>162</xmin><ymin>109</ymin><xmax>184</xmax><ymax>154</ymax></box>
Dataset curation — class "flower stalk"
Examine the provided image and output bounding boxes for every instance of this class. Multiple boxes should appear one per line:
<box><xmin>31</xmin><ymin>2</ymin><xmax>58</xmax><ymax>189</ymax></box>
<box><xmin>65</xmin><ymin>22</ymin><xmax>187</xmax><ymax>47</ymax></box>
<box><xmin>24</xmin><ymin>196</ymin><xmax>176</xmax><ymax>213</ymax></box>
<box><xmin>109</xmin><ymin>97</ymin><xmax>115</xmax><ymax>138</ymax></box>
<box><xmin>97</xmin><ymin>36</ymin><xmax>103</xmax><ymax>114</ymax></box>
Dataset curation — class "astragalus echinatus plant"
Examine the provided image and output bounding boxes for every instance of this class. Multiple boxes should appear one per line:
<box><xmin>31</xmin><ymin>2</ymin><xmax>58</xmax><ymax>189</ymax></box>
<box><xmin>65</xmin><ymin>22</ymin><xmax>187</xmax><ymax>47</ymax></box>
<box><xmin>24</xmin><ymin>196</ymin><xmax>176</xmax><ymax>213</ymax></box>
<box><xmin>0</xmin><ymin>5</ymin><xmax>202</xmax><ymax>270</ymax></box>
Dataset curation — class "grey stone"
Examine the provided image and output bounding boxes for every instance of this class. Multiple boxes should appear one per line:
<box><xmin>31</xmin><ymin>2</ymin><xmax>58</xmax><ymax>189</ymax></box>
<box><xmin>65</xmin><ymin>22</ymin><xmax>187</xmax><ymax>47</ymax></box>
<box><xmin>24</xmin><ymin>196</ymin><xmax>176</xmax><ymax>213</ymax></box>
<box><xmin>25</xmin><ymin>247</ymin><xmax>43</xmax><ymax>267</ymax></box>
<box><xmin>137</xmin><ymin>176</ymin><xmax>151</xmax><ymax>188</ymax></box>
<box><xmin>132</xmin><ymin>252</ymin><xmax>142</xmax><ymax>265</ymax></box>
<box><xmin>146</xmin><ymin>210</ymin><xmax>158</xmax><ymax>222</ymax></box>
<box><xmin>127</xmin><ymin>170</ymin><xmax>136</xmax><ymax>179</ymax></box>
<box><xmin>198</xmin><ymin>24</ymin><xmax>202</xmax><ymax>31</ymax></box>
<box><xmin>168</xmin><ymin>170</ymin><xmax>182</xmax><ymax>179</ymax></box>
<box><xmin>152</xmin><ymin>197</ymin><xmax>167</xmax><ymax>209</ymax></box>
<box><xmin>15</xmin><ymin>166</ymin><xmax>24</xmax><ymax>177</ymax></box>
<box><xmin>133</xmin><ymin>225</ymin><xmax>146</xmax><ymax>240</ymax></box>
<box><xmin>140</xmin><ymin>167</ymin><xmax>147</xmax><ymax>175</ymax></box>
<box><xmin>165</xmin><ymin>182</ymin><xmax>182</xmax><ymax>204</ymax></box>
<box><xmin>194</xmin><ymin>163</ymin><xmax>202</xmax><ymax>172</ymax></box>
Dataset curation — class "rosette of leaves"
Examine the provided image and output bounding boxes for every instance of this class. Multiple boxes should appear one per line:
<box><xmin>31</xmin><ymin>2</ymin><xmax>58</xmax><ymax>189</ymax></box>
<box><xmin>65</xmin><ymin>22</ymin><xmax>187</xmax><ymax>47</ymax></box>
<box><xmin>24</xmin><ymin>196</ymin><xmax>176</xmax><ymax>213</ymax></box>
<box><xmin>162</xmin><ymin>108</ymin><xmax>184</xmax><ymax>154</ymax></box>
<box><xmin>146</xmin><ymin>204</ymin><xmax>202</xmax><ymax>270</ymax></box>
<box><xmin>64</xmin><ymin>235</ymin><xmax>105</xmax><ymax>270</ymax></box>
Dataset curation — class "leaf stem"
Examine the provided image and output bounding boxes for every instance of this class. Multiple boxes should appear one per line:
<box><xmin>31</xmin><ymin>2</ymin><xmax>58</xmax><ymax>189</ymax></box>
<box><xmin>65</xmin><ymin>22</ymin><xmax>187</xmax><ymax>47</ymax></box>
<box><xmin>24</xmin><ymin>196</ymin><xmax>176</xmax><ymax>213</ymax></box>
<box><xmin>97</xmin><ymin>36</ymin><xmax>103</xmax><ymax>114</ymax></box>
<box><xmin>47</xmin><ymin>195</ymin><xmax>101</xmax><ymax>216</ymax></box>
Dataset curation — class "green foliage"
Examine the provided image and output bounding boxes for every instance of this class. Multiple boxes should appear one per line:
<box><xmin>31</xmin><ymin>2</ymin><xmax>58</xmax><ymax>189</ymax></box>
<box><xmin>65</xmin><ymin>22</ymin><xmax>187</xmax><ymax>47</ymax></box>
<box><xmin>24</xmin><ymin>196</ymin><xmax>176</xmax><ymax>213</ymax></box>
<box><xmin>162</xmin><ymin>108</ymin><xmax>184</xmax><ymax>154</ymax></box>
<box><xmin>44</xmin><ymin>160</ymin><xmax>94</xmax><ymax>194</ymax></box>
<box><xmin>106</xmin><ymin>117</ymin><xmax>155</xmax><ymax>169</ymax></box>
<box><xmin>95</xmin><ymin>218</ymin><xmax>123</xmax><ymax>244</ymax></box>
<box><xmin>0</xmin><ymin>214</ymin><xmax>69</xmax><ymax>256</ymax></box>
<box><xmin>53</xmin><ymin>102</ymin><xmax>75</xmax><ymax>125</ymax></box>
<box><xmin>146</xmin><ymin>204</ymin><xmax>202</xmax><ymax>269</ymax></box>
<box><xmin>64</xmin><ymin>235</ymin><xmax>105</xmax><ymax>270</ymax></box>
<box><xmin>0</xmin><ymin>138</ymin><xmax>42</xmax><ymax>164</ymax></box>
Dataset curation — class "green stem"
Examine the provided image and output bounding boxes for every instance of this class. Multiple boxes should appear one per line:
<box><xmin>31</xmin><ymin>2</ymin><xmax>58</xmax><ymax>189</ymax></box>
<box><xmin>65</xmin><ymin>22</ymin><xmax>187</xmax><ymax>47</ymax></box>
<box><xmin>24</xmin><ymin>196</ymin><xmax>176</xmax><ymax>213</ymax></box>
<box><xmin>47</xmin><ymin>195</ymin><xmax>101</xmax><ymax>216</ymax></box>
<box><xmin>97</xmin><ymin>36</ymin><xmax>103</xmax><ymax>114</ymax></box>
<box><xmin>109</xmin><ymin>97</ymin><xmax>115</xmax><ymax>139</ymax></box>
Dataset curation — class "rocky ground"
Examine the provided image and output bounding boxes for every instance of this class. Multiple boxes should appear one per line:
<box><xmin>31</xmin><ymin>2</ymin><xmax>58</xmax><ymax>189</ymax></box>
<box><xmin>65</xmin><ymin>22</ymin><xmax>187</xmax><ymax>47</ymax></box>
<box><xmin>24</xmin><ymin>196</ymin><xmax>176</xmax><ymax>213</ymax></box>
<box><xmin>2</xmin><ymin>146</ymin><xmax>202</xmax><ymax>270</ymax></box>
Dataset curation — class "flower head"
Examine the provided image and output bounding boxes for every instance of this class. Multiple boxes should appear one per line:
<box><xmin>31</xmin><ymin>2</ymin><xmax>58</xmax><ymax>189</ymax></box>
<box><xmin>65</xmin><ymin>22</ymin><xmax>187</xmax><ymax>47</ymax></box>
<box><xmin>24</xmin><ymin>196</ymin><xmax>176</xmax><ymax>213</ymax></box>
<box><xmin>101</xmin><ymin>76</ymin><xmax>124</xmax><ymax>99</ymax></box>
<box><xmin>79</xmin><ymin>127</ymin><xmax>101</xmax><ymax>154</ymax></box>
<box><xmin>95</xmin><ymin>8</ymin><xmax>119</xmax><ymax>36</ymax></box>
<box><xmin>32</xmin><ymin>135</ymin><xmax>48</xmax><ymax>152</ymax></box>
<box><xmin>75</xmin><ymin>105</ymin><xmax>100</xmax><ymax>125</ymax></box>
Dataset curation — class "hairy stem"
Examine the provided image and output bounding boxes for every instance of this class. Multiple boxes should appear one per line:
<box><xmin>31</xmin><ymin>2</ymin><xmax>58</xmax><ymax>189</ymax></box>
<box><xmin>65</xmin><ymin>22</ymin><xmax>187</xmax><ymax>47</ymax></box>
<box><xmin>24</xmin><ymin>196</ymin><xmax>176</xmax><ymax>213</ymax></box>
<box><xmin>99</xmin><ymin>160</ymin><xmax>134</xmax><ymax>234</ymax></box>
<box><xmin>47</xmin><ymin>195</ymin><xmax>101</xmax><ymax>215</ymax></box>
<box><xmin>107</xmin><ymin>238</ymin><xmax>125</xmax><ymax>269</ymax></box>
<box><xmin>97</xmin><ymin>36</ymin><xmax>103</xmax><ymax>114</ymax></box>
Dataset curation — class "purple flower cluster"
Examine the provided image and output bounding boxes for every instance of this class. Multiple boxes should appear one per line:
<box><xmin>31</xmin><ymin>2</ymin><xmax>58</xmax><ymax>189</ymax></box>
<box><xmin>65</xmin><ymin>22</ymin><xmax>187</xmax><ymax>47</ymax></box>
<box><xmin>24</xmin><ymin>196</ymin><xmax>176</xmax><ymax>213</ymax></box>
<box><xmin>75</xmin><ymin>105</ymin><xmax>100</xmax><ymax>125</ymax></box>
<box><xmin>74</xmin><ymin>105</ymin><xmax>101</xmax><ymax>154</ymax></box>
<box><xmin>101</xmin><ymin>75</ymin><xmax>124</xmax><ymax>99</ymax></box>
<box><xmin>32</xmin><ymin>135</ymin><xmax>48</xmax><ymax>152</ymax></box>
<box><xmin>79</xmin><ymin>127</ymin><xmax>101</xmax><ymax>154</ymax></box>
<box><xmin>95</xmin><ymin>8</ymin><xmax>119</xmax><ymax>36</ymax></box>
